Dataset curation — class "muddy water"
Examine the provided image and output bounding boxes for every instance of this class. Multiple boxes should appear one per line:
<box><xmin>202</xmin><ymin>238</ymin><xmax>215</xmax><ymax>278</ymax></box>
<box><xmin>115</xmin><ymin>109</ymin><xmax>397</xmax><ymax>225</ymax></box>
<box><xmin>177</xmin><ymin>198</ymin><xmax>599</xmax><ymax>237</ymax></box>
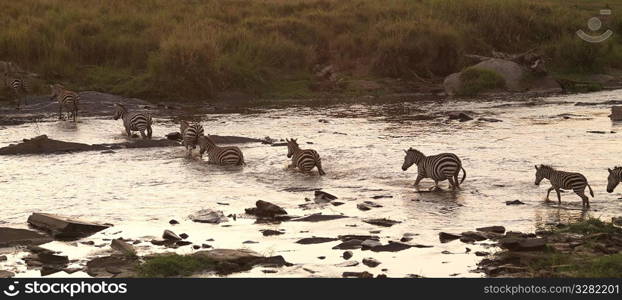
<box><xmin>2</xmin><ymin>90</ymin><xmax>622</xmax><ymax>278</ymax></box>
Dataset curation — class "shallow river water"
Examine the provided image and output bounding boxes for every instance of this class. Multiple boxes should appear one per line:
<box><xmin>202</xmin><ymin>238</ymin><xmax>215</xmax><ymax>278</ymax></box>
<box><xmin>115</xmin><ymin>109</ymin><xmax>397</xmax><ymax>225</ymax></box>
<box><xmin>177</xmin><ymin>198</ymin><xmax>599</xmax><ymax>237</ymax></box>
<box><xmin>2</xmin><ymin>90</ymin><xmax>622</xmax><ymax>278</ymax></box>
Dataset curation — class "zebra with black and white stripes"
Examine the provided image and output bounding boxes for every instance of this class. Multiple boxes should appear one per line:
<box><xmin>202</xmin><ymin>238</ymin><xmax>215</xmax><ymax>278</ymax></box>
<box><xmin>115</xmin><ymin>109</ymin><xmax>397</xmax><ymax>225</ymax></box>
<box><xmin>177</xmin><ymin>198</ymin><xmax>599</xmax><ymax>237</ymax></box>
<box><xmin>606</xmin><ymin>166</ymin><xmax>622</xmax><ymax>193</ymax></box>
<box><xmin>4</xmin><ymin>72</ymin><xmax>27</xmax><ymax>110</ymax></box>
<box><xmin>113</xmin><ymin>103</ymin><xmax>153</xmax><ymax>139</ymax></box>
<box><xmin>402</xmin><ymin>148</ymin><xmax>466</xmax><ymax>190</ymax></box>
<box><xmin>180</xmin><ymin>120</ymin><xmax>204</xmax><ymax>156</ymax></box>
<box><xmin>198</xmin><ymin>135</ymin><xmax>245</xmax><ymax>165</ymax></box>
<box><xmin>50</xmin><ymin>84</ymin><xmax>79</xmax><ymax>122</ymax></box>
<box><xmin>534</xmin><ymin>164</ymin><xmax>594</xmax><ymax>208</ymax></box>
<box><xmin>286</xmin><ymin>138</ymin><xmax>326</xmax><ymax>175</ymax></box>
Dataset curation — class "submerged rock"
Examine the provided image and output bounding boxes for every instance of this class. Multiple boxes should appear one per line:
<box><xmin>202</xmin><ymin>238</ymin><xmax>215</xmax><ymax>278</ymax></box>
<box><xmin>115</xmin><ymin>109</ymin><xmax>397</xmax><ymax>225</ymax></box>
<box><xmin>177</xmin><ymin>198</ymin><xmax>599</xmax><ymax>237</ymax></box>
<box><xmin>260</xmin><ymin>229</ymin><xmax>284</xmax><ymax>236</ymax></box>
<box><xmin>0</xmin><ymin>227</ymin><xmax>53</xmax><ymax>247</ymax></box>
<box><xmin>296</xmin><ymin>237</ymin><xmax>339</xmax><ymax>245</ymax></box>
<box><xmin>188</xmin><ymin>209</ymin><xmax>228</xmax><ymax>224</ymax></box>
<box><xmin>86</xmin><ymin>255</ymin><xmax>139</xmax><ymax>278</ymax></box>
<box><xmin>0</xmin><ymin>271</ymin><xmax>15</xmax><ymax>278</ymax></box>
<box><xmin>506</xmin><ymin>200</ymin><xmax>526</xmax><ymax>205</ymax></box>
<box><xmin>363</xmin><ymin>218</ymin><xmax>401</xmax><ymax>227</ymax></box>
<box><xmin>245</xmin><ymin>200</ymin><xmax>288</xmax><ymax>219</ymax></box>
<box><xmin>369</xmin><ymin>242</ymin><xmax>412</xmax><ymax>252</ymax></box>
<box><xmin>447</xmin><ymin>112</ymin><xmax>474</xmax><ymax>122</ymax></box>
<box><xmin>27</xmin><ymin>213</ymin><xmax>110</xmax><ymax>239</ymax></box>
<box><xmin>291</xmin><ymin>214</ymin><xmax>348</xmax><ymax>222</ymax></box>
<box><xmin>342</xmin><ymin>271</ymin><xmax>373</xmax><ymax>278</ymax></box>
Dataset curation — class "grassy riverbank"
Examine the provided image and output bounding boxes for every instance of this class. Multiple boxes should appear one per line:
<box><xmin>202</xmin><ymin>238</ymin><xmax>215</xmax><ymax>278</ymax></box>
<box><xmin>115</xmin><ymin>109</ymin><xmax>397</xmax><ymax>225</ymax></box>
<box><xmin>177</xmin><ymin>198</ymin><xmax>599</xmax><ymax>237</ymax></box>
<box><xmin>1</xmin><ymin>0</ymin><xmax>621</xmax><ymax>101</ymax></box>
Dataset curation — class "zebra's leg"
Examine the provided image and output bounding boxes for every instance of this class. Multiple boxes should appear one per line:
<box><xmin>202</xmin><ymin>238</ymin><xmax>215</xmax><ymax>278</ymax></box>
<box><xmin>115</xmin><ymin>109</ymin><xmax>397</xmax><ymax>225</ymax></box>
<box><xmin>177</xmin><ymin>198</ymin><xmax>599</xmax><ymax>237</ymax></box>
<box><xmin>453</xmin><ymin>174</ymin><xmax>461</xmax><ymax>189</ymax></box>
<box><xmin>413</xmin><ymin>174</ymin><xmax>424</xmax><ymax>186</ymax></box>
<box><xmin>58</xmin><ymin>106</ymin><xmax>63</xmax><ymax>120</ymax></box>
<box><xmin>545</xmin><ymin>187</ymin><xmax>554</xmax><ymax>201</ymax></box>
<box><xmin>147</xmin><ymin>126</ymin><xmax>152</xmax><ymax>139</ymax></box>
<box><xmin>139</xmin><ymin>130</ymin><xmax>147</xmax><ymax>139</ymax></box>
<box><xmin>555</xmin><ymin>188</ymin><xmax>562</xmax><ymax>204</ymax></box>
<box><xmin>448</xmin><ymin>177</ymin><xmax>457</xmax><ymax>190</ymax></box>
<box><xmin>126</xmin><ymin>128</ymin><xmax>132</xmax><ymax>137</ymax></box>
<box><xmin>575</xmin><ymin>189</ymin><xmax>590</xmax><ymax>208</ymax></box>
<box><xmin>316</xmin><ymin>160</ymin><xmax>326</xmax><ymax>176</ymax></box>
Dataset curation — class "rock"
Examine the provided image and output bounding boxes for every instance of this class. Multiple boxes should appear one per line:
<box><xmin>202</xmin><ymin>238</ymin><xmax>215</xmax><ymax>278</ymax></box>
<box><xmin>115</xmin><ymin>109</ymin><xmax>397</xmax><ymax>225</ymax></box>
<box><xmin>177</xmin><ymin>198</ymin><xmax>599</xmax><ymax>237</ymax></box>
<box><xmin>314</xmin><ymin>191</ymin><xmax>338</xmax><ymax>203</ymax></box>
<box><xmin>0</xmin><ymin>270</ymin><xmax>15</xmax><ymax>278</ymax></box>
<box><xmin>506</xmin><ymin>200</ymin><xmax>525</xmax><ymax>205</ymax></box>
<box><xmin>245</xmin><ymin>200</ymin><xmax>288</xmax><ymax>219</ymax></box>
<box><xmin>27</xmin><ymin>245</ymin><xmax>54</xmax><ymax>254</ymax></box>
<box><xmin>478</xmin><ymin>118</ymin><xmax>503</xmax><ymax>122</ymax></box>
<box><xmin>191</xmin><ymin>249</ymin><xmax>292</xmax><ymax>275</ymax></box>
<box><xmin>500</xmin><ymin>238</ymin><xmax>546</xmax><ymax>251</ymax></box>
<box><xmin>439</xmin><ymin>232</ymin><xmax>462</xmax><ymax>243</ymax></box>
<box><xmin>343</xmin><ymin>251</ymin><xmax>353</xmax><ymax>260</ymax></box>
<box><xmin>291</xmin><ymin>214</ymin><xmax>347</xmax><ymax>222</ymax></box>
<box><xmin>150</xmin><ymin>239</ymin><xmax>174</xmax><ymax>246</ymax></box>
<box><xmin>207</xmin><ymin>135</ymin><xmax>264</xmax><ymax>144</ymax></box>
<box><xmin>400</xmin><ymin>237</ymin><xmax>413</xmax><ymax>242</ymax></box>
<box><xmin>27</xmin><ymin>213</ymin><xmax>110</xmax><ymax>239</ymax></box>
<box><xmin>162</xmin><ymin>230</ymin><xmax>181</xmax><ymax>241</ymax></box>
<box><xmin>111</xmin><ymin>239</ymin><xmax>136</xmax><ymax>256</ymax></box>
<box><xmin>357</xmin><ymin>201</ymin><xmax>383</xmax><ymax>211</ymax></box>
<box><xmin>461</xmin><ymin>231</ymin><xmax>488</xmax><ymax>241</ymax></box>
<box><xmin>363</xmin><ymin>218</ymin><xmax>401</xmax><ymax>227</ymax></box>
<box><xmin>342</xmin><ymin>271</ymin><xmax>373</xmax><ymax>278</ymax></box>
<box><xmin>332</xmin><ymin>239</ymin><xmax>363</xmax><ymax>250</ymax></box>
<box><xmin>169</xmin><ymin>219</ymin><xmax>179</xmax><ymax>225</ymax></box>
<box><xmin>371</xmin><ymin>195</ymin><xmax>393</xmax><ymax>199</ymax></box>
<box><xmin>0</xmin><ymin>227</ymin><xmax>53</xmax><ymax>247</ymax></box>
<box><xmin>37</xmin><ymin>253</ymin><xmax>69</xmax><ymax>265</ymax></box>
<box><xmin>362</xmin><ymin>258</ymin><xmax>381</xmax><ymax>268</ymax></box>
<box><xmin>361</xmin><ymin>239</ymin><xmax>383</xmax><ymax>249</ymax></box>
<box><xmin>357</xmin><ymin>203</ymin><xmax>372</xmax><ymax>211</ymax></box>
<box><xmin>188</xmin><ymin>209</ymin><xmax>228</xmax><ymax>224</ymax></box>
<box><xmin>611</xmin><ymin>106</ymin><xmax>622</xmax><ymax>121</ymax></box>
<box><xmin>370</xmin><ymin>242</ymin><xmax>412</xmax><ymax>252</ymax></box>
<box><xmin>0</xmin><ymin>255</ymin><xmax>6</xmax><ymax>261</ymax></box>
<box><xmin>202</xmin><ymin>244</ymin><xmax>212</xmax><ymax>249</ymax></box>
<box><xmin>193</xmin><ymin>245</ymin><xmax>201</xmax><ymax>250</ymax></box>
<box><xmin>86</xmin><ymin>255</ymin><xmax>139</xmax><ymax>278</ymax></box>
<box><xmin>296</xmin><ymin>237</ymin><xmax>339</xmax><ymax>245</ymax></box>
<box><xmin>176</xmin><ymin>241</ymin><xmax>192</xmax><ymax>247</ymax></box>
<box><xmin>261</xmin><ymin>229</ymin><xmax>283</xmax><ymax>236</ymax></box>
<box><xmin>317</xmin><ymin>256</ymin><xmax>326</xmax><ymax>260</ymax></box>
<box><xmin>166</xmin><ymin>132</ymin><xmax>182</xmax><ymax>141</ymax></box>
<box><xmin>339</xmin><ymin>235</ymin><xmax>380</xmax><ymax>242</ymax></box>
<box><xmin>476</xmin><ymin>226</ymin><xmax>506</xmax><ymax>234</ymax></box>
<box><xmin>179</xmin><ymin>233</ymin><xmax>189</xmax><ymax>239</ymax></box>
<box><xmin>475</xmin><ymin>251</ymin><xmax>490</xmax><ymax>256</ymax></box>
<box><xmin>331</xmin><ymin>201</ymin><xmax>345</xmax><ymax>206</ymax></box>
<box><xmin>41</xmin><ymin>266</ymin><xmax>63</xmax><ymax>276</ymax></box>
<box><xmin>613</xmin><ymin>217</ymin><xmax>622</xmax><ymax>226</ymax></box>
<box><xmin>448</xmin><ymin>112</ymin><xmax>473</xmax><ymax>122</ymax></box>
<box><xmin>336</xmin><ymin>261</ymin><xmax>359</xmax><ymax>267</ymax></box>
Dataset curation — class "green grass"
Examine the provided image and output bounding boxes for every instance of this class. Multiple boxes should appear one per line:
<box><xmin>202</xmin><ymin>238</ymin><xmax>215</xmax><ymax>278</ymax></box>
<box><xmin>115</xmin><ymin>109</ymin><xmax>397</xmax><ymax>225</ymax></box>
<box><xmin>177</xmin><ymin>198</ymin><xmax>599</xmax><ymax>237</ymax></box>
<box><xmin>137</xmin><ymin>254</ymin><xmax>218</xmax><ymax>278</ymax></box>
<box><xmin>457</xmin><ymin>67</ymin><xmax>506</xmax><ymax>96</ymax></box>
<box><xmin>556</xmin><ymin>218</ymin><xmax>622</xmax><ymax>235</ymax></box>
<box><xmin>0</xmin><ymin>0</ymin><xmax>620</xmax><ymax>101</ymax></box>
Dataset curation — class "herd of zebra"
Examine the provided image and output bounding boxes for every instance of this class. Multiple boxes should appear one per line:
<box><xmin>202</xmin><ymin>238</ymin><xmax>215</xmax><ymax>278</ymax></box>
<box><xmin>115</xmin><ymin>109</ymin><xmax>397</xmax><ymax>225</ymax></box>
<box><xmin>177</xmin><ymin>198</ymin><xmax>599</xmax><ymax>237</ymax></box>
<box><xmin>4</xmin><ymin>77</ymin><xmax>622</xmax><ymax>209</ymax></box>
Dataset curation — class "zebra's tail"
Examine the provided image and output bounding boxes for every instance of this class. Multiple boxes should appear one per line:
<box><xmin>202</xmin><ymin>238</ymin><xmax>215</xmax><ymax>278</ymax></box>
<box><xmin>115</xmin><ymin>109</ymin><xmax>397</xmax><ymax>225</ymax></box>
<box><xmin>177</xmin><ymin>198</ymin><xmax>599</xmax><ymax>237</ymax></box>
<box><xmin>460</xmin><ymin>166</ymin><xmax>467</xmax><ymax>184</ymax></box>
<box><xmin>587</xmin><ymin>183</ymin><xmax>594</xmax><ymax>197</ymax></box>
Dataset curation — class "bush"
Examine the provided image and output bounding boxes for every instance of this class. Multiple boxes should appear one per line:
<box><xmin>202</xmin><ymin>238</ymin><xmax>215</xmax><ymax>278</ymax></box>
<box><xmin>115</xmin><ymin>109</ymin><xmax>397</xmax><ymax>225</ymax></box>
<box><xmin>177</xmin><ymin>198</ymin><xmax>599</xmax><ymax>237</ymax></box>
<box><xmin>458</xmin><ymin>67</ymin><xmax>506</xmax><ymax>96</ymax></box>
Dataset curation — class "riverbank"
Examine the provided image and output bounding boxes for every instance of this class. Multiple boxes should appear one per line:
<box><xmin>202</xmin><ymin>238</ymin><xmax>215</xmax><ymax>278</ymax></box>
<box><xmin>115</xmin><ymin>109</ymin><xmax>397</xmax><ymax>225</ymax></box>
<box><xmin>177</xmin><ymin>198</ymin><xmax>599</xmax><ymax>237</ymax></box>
<box><xmin>0</xmin><ymin>0</ymin><xmax>621</xmax><ymax>102</ymax></box>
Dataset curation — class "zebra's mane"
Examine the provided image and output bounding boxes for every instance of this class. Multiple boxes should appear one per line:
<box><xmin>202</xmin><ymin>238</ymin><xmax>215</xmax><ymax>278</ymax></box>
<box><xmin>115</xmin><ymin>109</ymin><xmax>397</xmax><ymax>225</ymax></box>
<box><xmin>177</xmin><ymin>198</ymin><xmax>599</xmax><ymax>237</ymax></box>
<box><xmin>539</xmin><ymin>164</ymin><xmax>555</xmax><ymax>170</ymax></box>
<box><xmin>613</xmin><ymin>166</ymin><xmax>622</xmax><ymax>170</ymax></box>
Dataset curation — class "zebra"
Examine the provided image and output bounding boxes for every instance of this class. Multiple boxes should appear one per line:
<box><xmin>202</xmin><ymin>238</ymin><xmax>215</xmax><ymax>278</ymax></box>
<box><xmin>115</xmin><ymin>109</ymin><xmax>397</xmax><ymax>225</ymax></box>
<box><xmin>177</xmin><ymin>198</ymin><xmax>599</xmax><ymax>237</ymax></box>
<box><xmin>198</xmin><ymin>135</ymin><xmax>245</xmax><ymax>165</ymax></box>
<box><xmin>113</xmin><ymin>103</ymin><xmax>153</xmax><ymax>139</ymax></box>
<box><xmin>286</xmin><ymin>138</ymin><xmax>326</xmax><ymax>175</ymax></box>
<box><xmin>606</xmin><ymin>166</ymin><xmax>622</xmax><ymax>193</ymax></box>
<box><xmin>534</xmin><ymin>164</ymin><xmax>594</xmax><ymax>208</ymax></box>
<box><xmin>4</xmin><ymin>72</ymin><xmax>27</xmax><ymax>110</ymax></box>
<box><xmin>50</xmin><ymin>84</ymin><xmax>79</xmax><ymax>122</ymax></box>
<box><xmin>402</xmin><ymin>148</ymin><xmax>466</xmax><ymax>190</ymax></box>
<box><xmin>180</xmin><ymin>120</ymin><xmax>204</xmax><ymax>156</ymax></box>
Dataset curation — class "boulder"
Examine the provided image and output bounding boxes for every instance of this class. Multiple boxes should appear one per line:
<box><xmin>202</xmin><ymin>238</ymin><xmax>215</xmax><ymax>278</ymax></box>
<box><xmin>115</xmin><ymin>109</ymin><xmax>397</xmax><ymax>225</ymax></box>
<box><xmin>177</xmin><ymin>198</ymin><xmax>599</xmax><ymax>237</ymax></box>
<box><xmin>342</xmin><ymin>271</ymin><xmax>373</xmax><ymax>278</ymax></box>
<box><xmin>362</xmin><ymin>258</ymin><xmax>381</xmax><ymax>268</ymax></box>
<box><xmin>476</xmin><ymin>226</ymin><xmax>506</xmax><ymax>234</ymax></box>
<box><xmin>342</xmin><ymin>251</ymin><xmax>353</xmax><ymax>260</ymax></box>
<box><xmin>439</xmin><ymin>232</ymin><xmax>461</xmax><ymax>243</ymax></box>
<box><xmin>500</xmin><ymin>238</ymin><xmax>546</xmax><ymax>251</ymax></box>
<box><xmin>0</xmin><ymin>227</ymin><xmax>53</xmax><ymax>247</ymax></box>
<box><xmin>448</xmin><ymin>112</ymin><xmax>474</xmax><ymax>122</ymax></box>
<box><xmin>86</xmin><ymin>255</ymin><xmax>139</xmax><ymax>278</ymax></box>
<box><xmin>610</xmin><ymin>106</ymin><xmax>622</xmax><ymax>121</ymax></box>
<box><xmin>188</xmin><ymin>209</ymin><xmax>228</xmax><ymax>224</ymax></box>
<box><xmin>0</xmin><ymin>270</ymin><xmax>15</xmax><ymax>278</ymax></box>
<box><xmin>260</xmin><ymin>229</ymin><xmax>283</xmax><ymax>236</ymax></box>
<box><xmin>332</xmin><ymin>239</ymin><xmax>363</xmax><ymax>250</ymax></box>
<box><xmin>245</xmin><ymin>200</ymin><xmax>287</xmax><ymax>218</ymax></box>
<box><xmin>207</xmin><ymin>135</ymin><xmax>264</xmax><ymax>144</ymax></box>
<box><xmin>361</xmin><ymin>239</ymin><xmax>383</xmax><ymax>249</ymax></box>
<box><xmin>165</xmin><ymin>132</ymin><xmax>182</xmax><ymax>141</ymax></box>
<box><xmin>313</xmin><ymin>190</ymin><xmax>338</xmax><ymax>203</ymax></box>
<box><xmin>461</xmin><ymin>231</ymin><xmax>488</xmax><ymax>241</ymax></box>
<box><xmin>111</xmin><ymin>239</ymin><xmax>136</xmax><ymax>256</ymax></box>
<box><xmin>162</xmin><ymin>230</ymin><xmax>182</xmax><ymax>241</ymax></box>
<box><xmin>506</xmin><ymin>200</ymin><xmax>525</xmax><ymax>205</ymax></box>
<box><xmin>369</xmin><ymin>242</ymin><xmax>412</xmax><ymax>252</ymax></box>
<box><xmin>27</xmin><ymin>213</ymin><xmax>110</xmax><ymax>239</ymax></box>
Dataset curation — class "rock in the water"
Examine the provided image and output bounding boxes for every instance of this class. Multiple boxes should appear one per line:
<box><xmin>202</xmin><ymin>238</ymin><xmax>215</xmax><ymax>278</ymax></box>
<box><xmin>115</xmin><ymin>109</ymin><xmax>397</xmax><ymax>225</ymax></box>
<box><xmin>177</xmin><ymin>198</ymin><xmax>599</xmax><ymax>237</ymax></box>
<box><xmin>611</xmin><ymin>106</ymin><xmax>622</xmax><ymax>121</ymax></box>
<box><xmin>245</xmin><ymin>200</ymin><xmax>288</xmax><ymax>218</ymax></box>
<box><xmin>363</xmin><ymin>218</ymin><xmax>401</xmax><ymax>227</ymax></box>
<box><xmin>361</xmin><ymin>239</ymin><xmax>383</xmax><ymax>249</ymax></box>
<box><xmin>506</xmin><ymin>200</ymin><xmax>525</xmax><ymax>205</ymax></box>
<box><xmin>476</xmin><ymin>226</ymin><xmax>506</xmax><ymax>234</ymax></box>
<box><xmin>296</xmin><ymin>237</ymin><xmax>339</xmax><ymax>245</ymax></box>
<box><xmin>169</xmin><ymin>219</ymin><xmax>179</xmax><ymax>225</ymax></box>
<box><xmin>0</xmin><ymin>270</ymin><xmax>15</xmax><ymax>278</ymax></box>
<box><xmin>179</xmin><ymin>233</ymin><xmax>189</xmax><ymax>239</ymax></box>
<box><xmin>27</xmin><ymin>213</ymin><xmax>110</xmax><ymax>239</ymax></box>
<box><xmin>188</xmin><ymin>209</ymin><xmax>228</xmax><ymax>224</ymax></box>
<box><xmin>260</xmin><ymin>229</ymin><xmax>283</xmax><ymax>236</ymax></box>
<box><xmin>162</xmin><ymin>230</ymin><xmax>181</xmax><ymax>241</ymax></box>
<box><xmin>475</xmin><ymin>251</ymin><xmax>490</xmax><ymax>256</ymax></box>
<box><xmin>460</xmin><ymin>231</ymin><xmax>488</xmax><ymax>241</ymax></box>
<box><xmin>448</xmin><ymin>112</ymin><xmax>473</xmax><ymax>122</ymax></box>
<box><xmin>362</xmin><ymin>258</ymin><xmax>381</xmax><ymax>268</ymax></box>
<box><xmin>41</xmin><ymin>266</ymin><xmax>63</xmax><ymax>276</ymax></box>
<box><xmin>342</xmin><ymin>271</ymin><xmax>373</xmax><ymax>278</ymax></box>
<box><xmin>111</xmin><ymin>239</ymin><xmax>136</xmax><ymax>256</ymax></box>
<box><xmin>612</xmin><ymin>217</ymin><xmax>622</xmax><ymax>226</ymax></box>
<box><xmin>500</xmin><ymin>238</ymin><xmax>546</xmax><ymax>251</ymax></box>
<box><xmin>37</xmin><ymin>253</ymin><xmax>69</xmax><ymax>265</ymax></box>
<box><xmin>336</xmin><ymin>260</ymin><xmax>359</xmax><ymax>267</ymax></box>
<box><xmin>314</xmin><ymin>190</ymin><xmax>338</xmax><ymax>203</ymax></box>
<box><xmin>166</xmin><ymin>132</ymin><xmax>182</xmax><ymax>141</ymax></box>
<box><xmin>292</xmin><ymin>214</ymin><xmax>347</xmax><ymax>222</ymax></box>
<box><xmin>86</xmin><ymin>255</ymin><xmax>139</xmax><ymax>278</ymax></box>
<box><xmin>343</xmin><ymin>251</ymin><xmax>353</xmax><ymax>260</ymax></box>
<box><xmin>332</xmin><ymin>239</ymin><xmax>363</xmax><ymax>250</ymax></box>
<box><xmin>0</xmin><ymin>227</ymin><xmax>53</xmax><ymax>247</ymax></box>
<box><xmin>357</xmin><ymin>201</ymin><xmax>383</xmax><ymax>211</ymax></box>
<box><xmin>439</xmin><ymin>232</ymin><xmax>462</xmax><ymax>243</ymax></box>
<box><xmin>370</xmin><ymin>242</ymin><xmax>412</xmax><ymax>252</ymax></box>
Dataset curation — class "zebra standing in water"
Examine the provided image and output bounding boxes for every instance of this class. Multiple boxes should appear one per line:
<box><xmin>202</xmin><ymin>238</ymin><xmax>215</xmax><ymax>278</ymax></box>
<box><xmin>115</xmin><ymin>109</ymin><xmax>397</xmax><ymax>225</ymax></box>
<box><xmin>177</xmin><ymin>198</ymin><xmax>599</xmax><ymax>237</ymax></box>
<box><xmin>402</xmin><ymin>148</ymin><xmax>466</xmax><ymax>190</ymax></box>
<box><xmin>534</xmin><ymin>164</ymin><xmax>594</xmax><ymax>208</ymax></box>
<box><xmin>50</xmin><ymin>84</ymin><xmax>79</xmax><ymax>122</ymax></box>
<box><xmin>113</xmin><ymin>103</ymin><xmax>153</xmax><ymax>139</ymax></box>
<box><xmin>180</xmin><ymin>120</ymin><xmax>204</xmax><ymax>157</ymax></box>
<box><xmin>606</xmin><ymin>166</ymin><xmax>622</xmax><ymax>193</ymax></box>
<box><xmin>4</xmin><ymin>72</ymin><xmax>27</xmax><ymax>110</ymax></box>
<box><xmin>286</xmin><ymin>138</ymin><xmax>326</xmax><ymax>175</ymax></box>
<box><xmin>198</xmin><ymin>135</ymin><xmax>245</xmax><ymax>165</ymax></box>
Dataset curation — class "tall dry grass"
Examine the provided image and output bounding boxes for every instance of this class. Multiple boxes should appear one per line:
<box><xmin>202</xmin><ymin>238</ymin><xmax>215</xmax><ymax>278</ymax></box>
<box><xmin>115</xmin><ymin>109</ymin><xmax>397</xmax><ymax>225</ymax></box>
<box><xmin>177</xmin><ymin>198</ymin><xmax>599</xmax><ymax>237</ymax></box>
<box><xmin>0</xmin><ymin>0</ymin><xmax>620</xmax><ymax>100</ymax></box>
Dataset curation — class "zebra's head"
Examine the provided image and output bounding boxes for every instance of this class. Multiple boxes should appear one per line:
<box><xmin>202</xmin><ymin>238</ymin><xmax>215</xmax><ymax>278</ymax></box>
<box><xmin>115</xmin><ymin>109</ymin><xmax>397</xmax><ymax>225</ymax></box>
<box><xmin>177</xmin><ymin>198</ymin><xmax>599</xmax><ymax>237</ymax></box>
<box><xmin>286</xmin><ymin>138</ymin><xmax>299</xmax><ymax>158</ymax></box>
<box><xmin>402</xmin><ymin>148</ymin><xmax>424</xmax><ymax>171</ymax></box>
<box><xmin>49</xmin><ymin>84</ymin><xmax>63</xmax><ymax>100</ymax></box>
<box><xmin>534</xmin><ymin>164</ymin><xmax>553</xmax><ymax>185</ymax></box>
<box><xmin>607</xmin><ymin>166</ymin><xmax>622</xmax><ymax>193</ymax></box>
<box><xmin>113</xmin><ymin>103</ymin><xmax>126</xmax><ymax>120</ymax></box>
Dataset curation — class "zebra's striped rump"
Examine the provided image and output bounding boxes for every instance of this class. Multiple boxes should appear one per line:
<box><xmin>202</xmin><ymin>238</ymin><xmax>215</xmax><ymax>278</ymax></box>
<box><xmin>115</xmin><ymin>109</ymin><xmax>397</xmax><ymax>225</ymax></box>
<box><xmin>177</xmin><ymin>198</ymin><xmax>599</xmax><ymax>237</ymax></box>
<box><xmin>113</xmin><ymin>103</ymin><xmax>153</xmax><ymax>138</ymax></box>
<box><xmin>286</xmin><ymin>138</ymin><xmax>325</xmax><ymax>175</ymax></box>
<box><xmin>534</xmin><ymin>164</ymin><xmax>593</xmax><ymax>207</ymax></box>
<box><xmin>4</xmin><ymin>72</ymin><xmax>27</xmax><ymax>109</ymax></box>
<box><xmin>50</xmin><ymin>84</ymin><xmax>79</xmax><ymax>121</ymax></box>
<box><xmin>402</xmin><ymin>148</ymin><xmax>466</xmax><ymax>188</ymax></box>
<box><xmin>180</xmin><ymin>120</ymin><xmax>204</xmax><ymax>150</ymax></box>
<box><xmin>198</xmin><ymin>135</ymin><xmax>245</xmax><ymax>165</ymax></box>
<box><xmin>607</xmin><ymin>166</ymin><xmax>622</xmax><ymax>193</ymax></box>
